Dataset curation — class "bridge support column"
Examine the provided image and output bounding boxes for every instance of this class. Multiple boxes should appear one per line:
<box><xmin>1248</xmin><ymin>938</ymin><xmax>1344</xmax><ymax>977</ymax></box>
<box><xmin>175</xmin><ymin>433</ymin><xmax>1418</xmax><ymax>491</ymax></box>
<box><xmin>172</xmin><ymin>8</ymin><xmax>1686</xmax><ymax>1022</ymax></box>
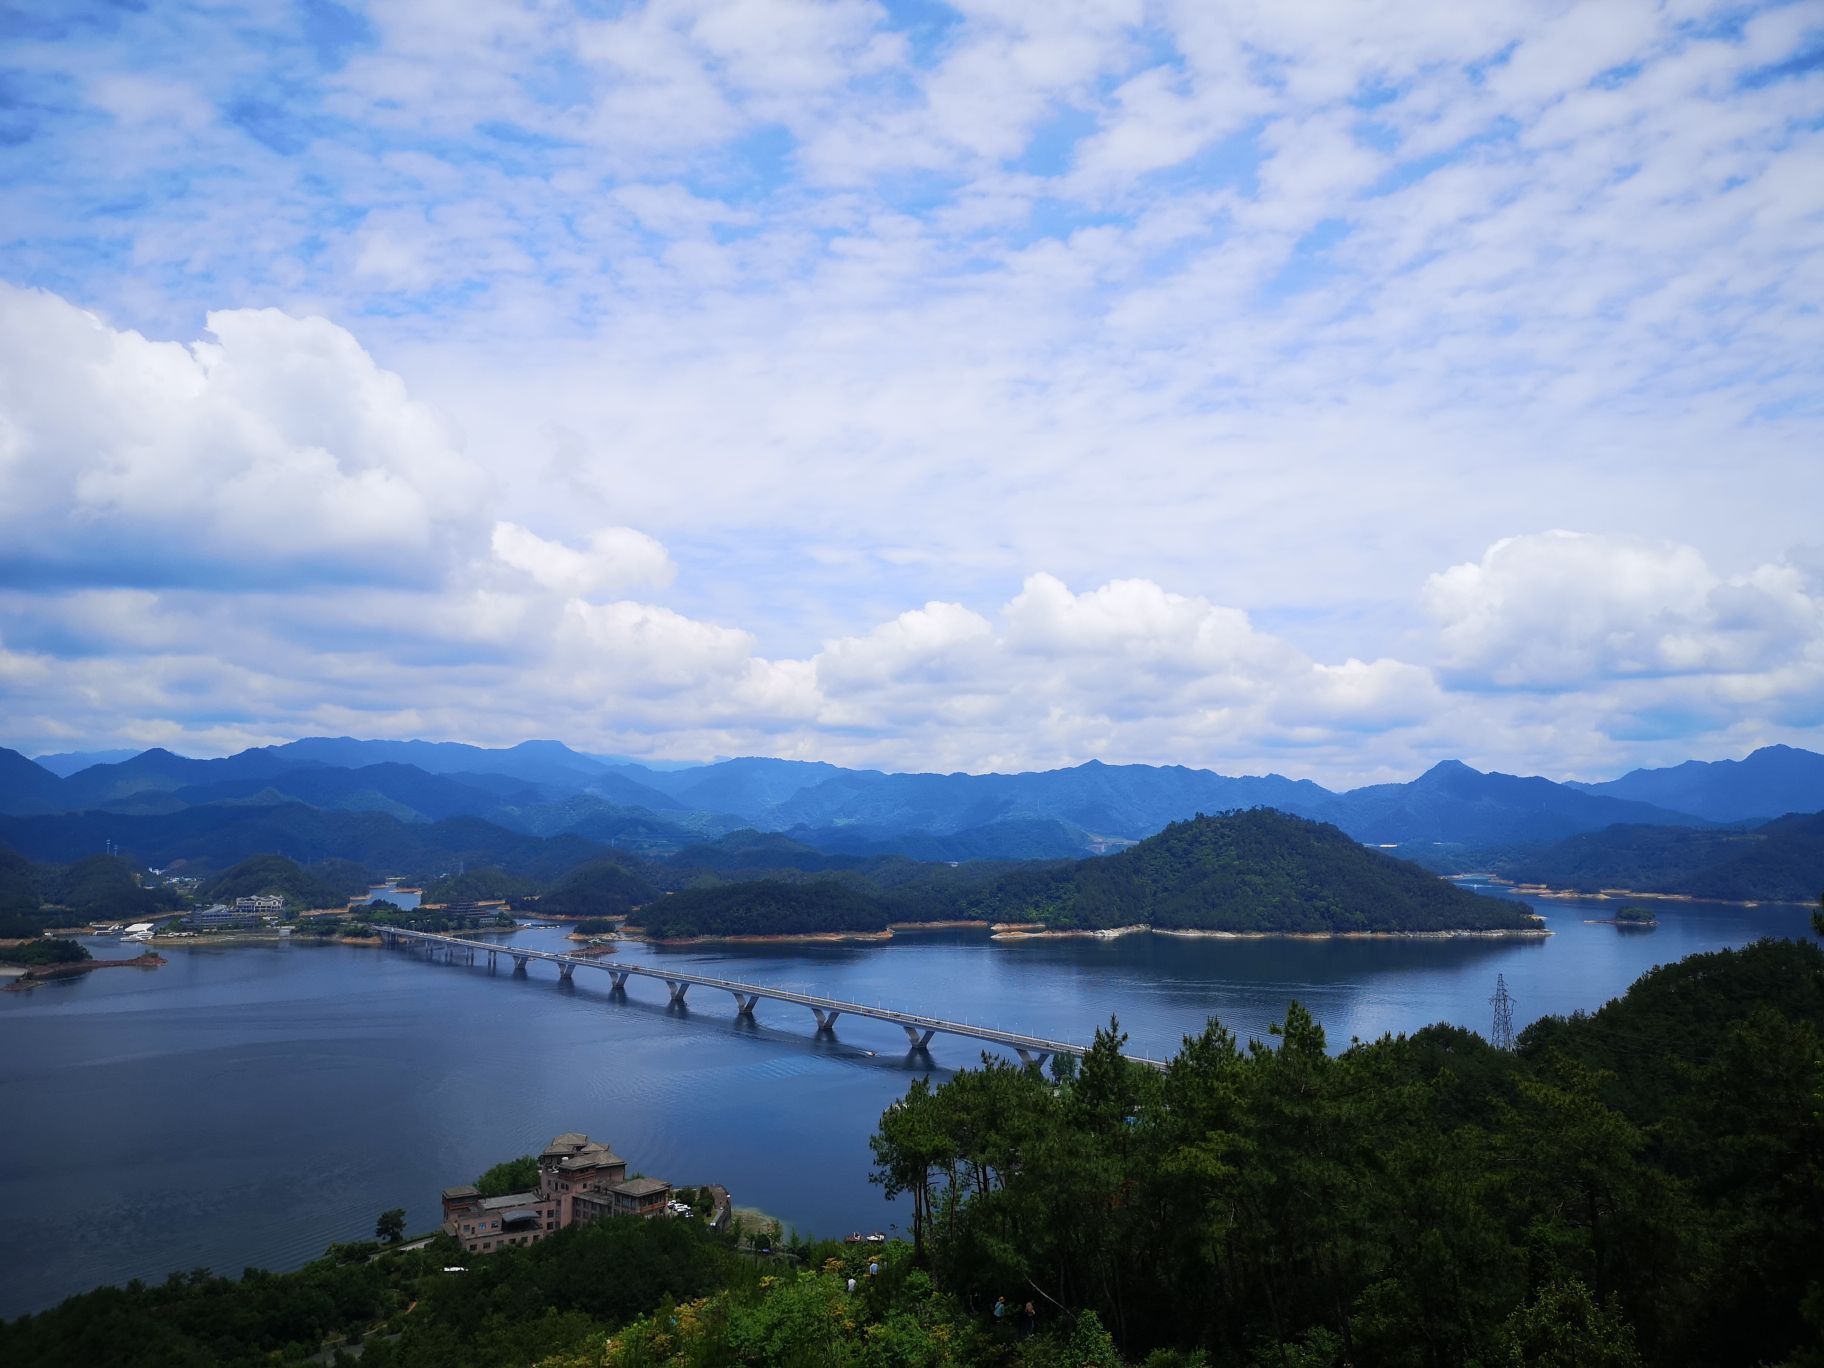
<box><xmin>558</xmin><ymin>962</ymin><xmax>575</xmax><ymax>982</ymax></box>
<box><xmin>512</xmin><ymin>953</ymin><xmax>530</xmax><ymax>972</ymax></box>
<box><xmin>666</xmin><ymin>980</ymin><xmax>689</xmax><ymax>1004</ymax></box>
<box><xmin>902</xmin><ymin>1026</ymin><xmax>935</xmax><ymax>1050</ymax></box>
<box><xmin>731</xmin><ymin>992</ymin><xmax>758</xmax><ymax>1017</ymax></box>
<box><xmin>1015</xmin><ymin>1048</ymin><xmax>1050</xmax><ymax>1070</ymax></box>
<box><xmin>609</xmin><ymin>972</ymin><xmax>629</xmax><ymax>990</ymax></box>
<box><xmin>811</xmin><ymin>1007</ymin><xmax>840</xmax><ymax>1032</ymax></box>
<box><xmin>488</xmin><ymin>950</ymin><xmax>497</xmax><ymax>970</ymax></box>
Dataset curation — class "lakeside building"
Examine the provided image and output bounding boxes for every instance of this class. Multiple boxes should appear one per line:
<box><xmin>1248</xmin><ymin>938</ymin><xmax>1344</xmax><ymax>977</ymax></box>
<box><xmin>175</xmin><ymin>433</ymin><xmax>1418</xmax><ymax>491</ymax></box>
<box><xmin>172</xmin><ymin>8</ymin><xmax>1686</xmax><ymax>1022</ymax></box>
<box><xmin>187</xmin><ymin>903</ymin><xmax>258</xmax><ymax>929</ymax></box>
<box><xmin>440</xmin><ymin>1132</ymin><xmax>724</xmax><ymax>1255</ymax></box>
<box><xmin>233</xmin><ymin>895</ymin><xmax>285</xmax><ymax>916</ymax></box>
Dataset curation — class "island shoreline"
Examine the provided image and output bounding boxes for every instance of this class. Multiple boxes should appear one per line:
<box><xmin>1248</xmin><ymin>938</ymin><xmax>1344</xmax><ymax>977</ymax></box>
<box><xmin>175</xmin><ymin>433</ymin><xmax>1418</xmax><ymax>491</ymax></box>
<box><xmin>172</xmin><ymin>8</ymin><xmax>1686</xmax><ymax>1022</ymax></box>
<box><xmin>1465</xmin><ymin>877</ymin><xmax>1815</xmax><ymax>910</ymax></box>
<box><xmin>992</xmin><ymin>923</ymin><xmax>1550</xmax><ymax>942</ymax></box>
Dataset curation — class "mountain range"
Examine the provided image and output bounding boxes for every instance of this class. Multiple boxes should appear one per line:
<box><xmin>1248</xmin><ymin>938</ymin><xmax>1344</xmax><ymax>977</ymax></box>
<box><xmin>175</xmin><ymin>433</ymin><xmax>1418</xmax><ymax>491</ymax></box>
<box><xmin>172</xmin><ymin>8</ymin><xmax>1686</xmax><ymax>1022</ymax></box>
<box><xmin>1</xmin><ymin>736</ymin><xmax>1821</xmax><ymax>876</ymax></box>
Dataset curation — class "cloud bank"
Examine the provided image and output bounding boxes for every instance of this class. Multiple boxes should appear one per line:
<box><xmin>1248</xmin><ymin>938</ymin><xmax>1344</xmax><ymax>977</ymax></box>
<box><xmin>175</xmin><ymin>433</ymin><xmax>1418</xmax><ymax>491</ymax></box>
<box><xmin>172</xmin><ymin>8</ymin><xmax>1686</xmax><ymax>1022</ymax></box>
<box><xmin>0</xmin><ymin>2</ymin><xmax>1819</xmax><ymax>781</ymax></box>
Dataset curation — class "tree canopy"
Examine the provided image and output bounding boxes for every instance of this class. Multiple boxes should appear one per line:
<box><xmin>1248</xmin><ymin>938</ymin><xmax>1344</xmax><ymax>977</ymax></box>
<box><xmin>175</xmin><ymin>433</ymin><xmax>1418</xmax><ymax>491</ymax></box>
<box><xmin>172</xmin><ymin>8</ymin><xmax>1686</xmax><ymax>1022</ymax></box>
<box><xmin>964</xmin><ymin>808</ymin><xmax>1536</xmax><ymax>932</ymax></box>
<box><xmin>632</xmin><ymin>878</ymin><xmax>893</xmax><ymax>938</ymax></box>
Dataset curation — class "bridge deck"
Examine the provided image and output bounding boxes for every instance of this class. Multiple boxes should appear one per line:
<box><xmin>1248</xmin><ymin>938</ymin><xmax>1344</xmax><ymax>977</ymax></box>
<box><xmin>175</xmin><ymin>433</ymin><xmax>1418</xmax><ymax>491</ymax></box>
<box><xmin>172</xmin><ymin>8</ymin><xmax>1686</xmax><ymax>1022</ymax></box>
<box><xmin>383</xmin><ymin>927</ymin><xmax>1167</xmax><ymax>1069</ymax></box>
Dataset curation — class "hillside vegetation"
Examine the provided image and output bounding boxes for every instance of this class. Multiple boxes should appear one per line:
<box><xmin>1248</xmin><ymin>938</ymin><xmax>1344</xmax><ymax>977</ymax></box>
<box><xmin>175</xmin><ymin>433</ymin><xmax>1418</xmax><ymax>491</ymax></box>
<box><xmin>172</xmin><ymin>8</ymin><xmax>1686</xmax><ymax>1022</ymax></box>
<box><xmin>1507</xmin><ymin>810</ymin><xmax>1824</xmax><ymax>902</ymax></box>
<box><xmin>632</xmin><ymin>879</ymin><xmax>893</xmax><ymax>938</ymax></box>
<box><xmin>201</xmin><ymin>855</ymin><xmax>371</xmax><ymax>910</ymax></box>
<box><xmin>47</xmin><ymin>855</ymin><xmax>182</xmax><ymax>922</ymax></box>
<box><xmin>536</xmin><ymin>859</ymin><xmax>658</xmax><ymax>919</ymax></box>
<box><xmin>0</xmin><ymin>844</ymin><xmax>43</xmax><ymax>937</ymax></box>
<box><xmin>968</xmin><ymin>808</ymin><xmax>1536</xmax><ymax>932</ymax></box>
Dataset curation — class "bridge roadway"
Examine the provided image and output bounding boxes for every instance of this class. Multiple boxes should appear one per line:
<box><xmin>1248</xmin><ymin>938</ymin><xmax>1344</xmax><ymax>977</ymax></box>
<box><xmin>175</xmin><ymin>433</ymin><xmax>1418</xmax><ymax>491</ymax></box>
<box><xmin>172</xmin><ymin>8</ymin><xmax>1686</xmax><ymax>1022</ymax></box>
<box><xmin>381</xmin><ymin>927</ymin><xmax>1168</xmax><ymax>1071</ymax></box>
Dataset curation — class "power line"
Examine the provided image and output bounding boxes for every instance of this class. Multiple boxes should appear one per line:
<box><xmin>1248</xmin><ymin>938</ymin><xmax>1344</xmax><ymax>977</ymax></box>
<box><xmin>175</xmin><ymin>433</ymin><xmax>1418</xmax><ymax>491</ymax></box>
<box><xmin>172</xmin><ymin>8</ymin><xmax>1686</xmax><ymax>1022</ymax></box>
<box><xmin>1490</xmin><ymin>973</ymin><xmax>1516</xmax><ymax>1051</ymax></box>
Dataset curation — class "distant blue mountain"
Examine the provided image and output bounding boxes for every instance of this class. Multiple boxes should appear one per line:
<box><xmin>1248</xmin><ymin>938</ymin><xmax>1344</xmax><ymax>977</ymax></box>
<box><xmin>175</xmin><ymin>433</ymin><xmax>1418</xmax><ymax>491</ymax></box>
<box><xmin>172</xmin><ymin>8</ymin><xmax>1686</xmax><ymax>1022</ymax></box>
<box><xmin>32</xmin><ymin>749</ymin><xmax>141</xmax><ymax>777</ymax></box>
<box><xmin>1566</xmin><ymin>744</ymin><xmax>1824</xmax><ymax>823</ymax></box>
<box><xmin>0</xmin><ymin>748</ymin><xmax>66</xmax><ymax>816</ymax></box>
<box><xmin>1328</xmin><ymin>759</ymin><xmax>1710</xmax><ymax>847</ymax></box>
<box><xmin>760</xmin><ymin>760</ymin><xmax>1336</xmax><ymax>838</ymax></box>
<box><xmin>55</xmin><ymin>747</ymin><xmax>312</xmax><ymax>810</ymax></box>
<box><xmin>5</xmin><ymin>736</ymin><xmax>1799</xmax><ymax>863</ymax></box>
<box><xmin>633</xmin><ymin>756</ymin><xmax>852</xmax><ymax>813</ymax></box>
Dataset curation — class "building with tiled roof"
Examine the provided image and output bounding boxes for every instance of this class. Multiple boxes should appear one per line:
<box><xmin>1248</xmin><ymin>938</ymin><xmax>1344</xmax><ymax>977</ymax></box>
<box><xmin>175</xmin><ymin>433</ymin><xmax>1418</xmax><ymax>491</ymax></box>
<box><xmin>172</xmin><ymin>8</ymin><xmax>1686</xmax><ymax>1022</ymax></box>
<box><xmin>440</xmin><ymin>1132</ymin><xmax>677</xmax><ymax>1255</ymax></box>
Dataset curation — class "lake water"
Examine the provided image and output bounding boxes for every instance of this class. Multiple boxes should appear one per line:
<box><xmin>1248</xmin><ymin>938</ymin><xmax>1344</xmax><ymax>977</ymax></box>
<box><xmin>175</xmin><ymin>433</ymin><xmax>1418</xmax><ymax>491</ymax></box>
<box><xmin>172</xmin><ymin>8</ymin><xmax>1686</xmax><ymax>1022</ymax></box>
<box><xmin>2</xmin><ymin>888</ymin><xmax>1817</xmax><ymax>1318</ymax></box>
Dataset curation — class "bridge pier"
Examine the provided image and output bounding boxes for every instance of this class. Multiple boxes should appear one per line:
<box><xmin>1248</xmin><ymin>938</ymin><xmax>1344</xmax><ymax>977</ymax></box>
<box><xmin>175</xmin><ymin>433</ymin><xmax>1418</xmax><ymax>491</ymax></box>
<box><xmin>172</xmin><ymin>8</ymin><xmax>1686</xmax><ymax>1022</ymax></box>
<box><xmin>381</xmin><ymin>928</ymin><xmax>1167</xmax><ymax>1072</ymax></box>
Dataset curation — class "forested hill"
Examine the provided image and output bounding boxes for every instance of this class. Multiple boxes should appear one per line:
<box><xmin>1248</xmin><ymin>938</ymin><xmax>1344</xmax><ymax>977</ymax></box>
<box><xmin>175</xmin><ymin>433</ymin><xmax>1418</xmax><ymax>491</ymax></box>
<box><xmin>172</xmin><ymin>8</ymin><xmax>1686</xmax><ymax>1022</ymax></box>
<box><xmin>1505</xmin><ymin>809</ymin><xmax>1824</xmax><ymax>903</ymax></box>
<box><xmin>967</xmin><ymin>808</ymin><xmax>1536</xmax><ymax>933</ymax></box>
<box><xmin>631</xmin><ymin>879</ymin><xmax>893</xmax><ymax>938</ymax></box>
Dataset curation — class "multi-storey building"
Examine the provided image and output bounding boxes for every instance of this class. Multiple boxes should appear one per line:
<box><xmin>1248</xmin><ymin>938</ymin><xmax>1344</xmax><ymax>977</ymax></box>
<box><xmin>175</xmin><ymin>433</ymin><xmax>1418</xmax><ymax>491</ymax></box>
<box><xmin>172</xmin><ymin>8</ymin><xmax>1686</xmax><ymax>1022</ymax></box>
<box><xmin>440</xmin><ymin>1132</ymin><xmax>679</xmax><ymax>1255</ymax></box>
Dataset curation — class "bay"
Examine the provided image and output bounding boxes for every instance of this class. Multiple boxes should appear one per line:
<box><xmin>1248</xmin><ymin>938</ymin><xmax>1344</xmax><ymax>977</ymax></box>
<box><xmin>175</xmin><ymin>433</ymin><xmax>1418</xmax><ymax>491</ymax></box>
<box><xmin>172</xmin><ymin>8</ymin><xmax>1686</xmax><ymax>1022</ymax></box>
<box><xmin>1</xmin><ymin>886</ymin><xmax>1816</xmax><ymax>1319</ymax></box>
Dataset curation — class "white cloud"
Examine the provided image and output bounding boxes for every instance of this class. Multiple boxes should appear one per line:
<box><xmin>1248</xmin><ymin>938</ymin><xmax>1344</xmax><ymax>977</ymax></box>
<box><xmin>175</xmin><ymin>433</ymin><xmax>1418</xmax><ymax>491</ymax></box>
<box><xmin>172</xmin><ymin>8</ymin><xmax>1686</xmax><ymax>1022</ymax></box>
<box><xmin>0</xmin><ymin>285</ymin><xmax>485</xmax><ymax>583</ymax></box>
<box><xmin>1426</xmin><ymin>531</ymin><xmax>1824</xmax><ymax>691</ymax></box>
<box><xmin>492</xmin><ymin>522</ymin><xmax>676</xmax><ymax>597</ymax></box>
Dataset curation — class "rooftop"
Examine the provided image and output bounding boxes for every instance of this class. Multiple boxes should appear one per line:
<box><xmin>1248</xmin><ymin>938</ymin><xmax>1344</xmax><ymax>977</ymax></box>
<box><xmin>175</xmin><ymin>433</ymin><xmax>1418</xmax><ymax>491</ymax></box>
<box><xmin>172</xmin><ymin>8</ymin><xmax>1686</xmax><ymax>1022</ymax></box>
<box><xmin>559</xmin><ymin>1143</ymin><xmax>623</xmax><ymax>1171</ymax></box>
<box><xmin>613</xmin><ymin>1178</ymin><xmax>671</xmax><ymax>1198</ymax></box>
<box><xmin>478</xmin><ymin>1192</ymin><xmax>548</xmax><ymax>1212</ymax></box>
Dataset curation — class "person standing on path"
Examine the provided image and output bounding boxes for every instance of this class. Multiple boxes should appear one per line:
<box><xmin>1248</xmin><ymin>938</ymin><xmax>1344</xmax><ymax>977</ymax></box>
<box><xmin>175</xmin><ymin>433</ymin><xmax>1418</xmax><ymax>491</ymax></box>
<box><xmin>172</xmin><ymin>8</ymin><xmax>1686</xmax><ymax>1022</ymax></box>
<box><xmin>1020</xmin><ymin>1301</ymin><xmax>1036</xmax><ymax>1338</ymax></box>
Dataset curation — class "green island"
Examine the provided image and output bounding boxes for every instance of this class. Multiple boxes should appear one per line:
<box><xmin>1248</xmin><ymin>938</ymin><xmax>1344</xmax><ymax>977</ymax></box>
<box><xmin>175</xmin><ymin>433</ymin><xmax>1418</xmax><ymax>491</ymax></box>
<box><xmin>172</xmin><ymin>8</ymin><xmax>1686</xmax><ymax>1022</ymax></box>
<box><xmin>2</xmin><ymin>937</ymin><xmax>1819</xmax><ymax>1365</ymax></box>
<box><xmin>960</xmin><ymin>809</ymin><xmax>1537</xmax><ymax>934</ymax></box>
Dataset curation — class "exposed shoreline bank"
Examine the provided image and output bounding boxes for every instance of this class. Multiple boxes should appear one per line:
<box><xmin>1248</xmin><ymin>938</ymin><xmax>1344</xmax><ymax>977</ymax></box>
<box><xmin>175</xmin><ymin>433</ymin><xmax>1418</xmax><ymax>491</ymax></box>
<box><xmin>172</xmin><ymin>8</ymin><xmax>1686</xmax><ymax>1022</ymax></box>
<box><xmin>3</xmin><ymin>952</ymin><xmax>166</xmax><ymax>991</ymax></box>
<box><xmin>629</xmin><ymin>927</ymin><xmax>896</xmax><ymax>947</ymax></box>
<box><xmin>990</xmin><ymin>922</ymin><xmax>1550</xmax><ymax>942</ymax></box>
<box><xmin>1469</xmin><ymin>876</ymin><xmax>1814</xmax><ymax>910</ymax></box>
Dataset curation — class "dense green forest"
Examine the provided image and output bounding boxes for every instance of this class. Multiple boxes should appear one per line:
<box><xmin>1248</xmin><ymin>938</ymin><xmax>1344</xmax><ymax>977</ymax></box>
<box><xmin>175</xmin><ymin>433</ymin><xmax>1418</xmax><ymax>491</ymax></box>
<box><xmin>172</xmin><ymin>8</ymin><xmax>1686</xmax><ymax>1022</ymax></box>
<box><xmin>962</xmin><ymin>810</ymin><xmax>1535</xmax><ymax>933</ymax></box>
<box><xmin>44</xmin><ymin>853</ymin><xmax>182</xmax><ymax>922</ymax></box>
<box><xmin>1506</xmin><ymin>811</ymin><xmax>1824</xmax><ymax>902</ymax></box>
<box><xmin>871</xmin><ymin>936</ymin><xmax>1824</xmax><ymax>1366</ymax></box>
<box><xmin>0</xmin><ymin>936</ymin><xmax>90</xmax><ymax>966</ymax></box>
<box><xmin>4</xmin><ymin>938</ymin><xmax>1820</xmax><ymax>1365</ymax></box>
<box><xmin>537</xmin><ymin>858</ymin><xmax>660</xmax><ymax>919</ymax></box>
<box><xmin>632</xmin><ymin>878</ymin><xmax>894</xmax><ymax>938</ymax></box>
<box><xmin>200</xmin><ymin>854</ymin><xmax>371</xmax><ymax>910</ymax></box>
<box><xmin>421</xmin><ymin>866</ymin><xmax>542</xmax><ymax>904</ymax></box>
<box><xmin>0</xmin><ymin>843</ymin><xmax>43</xmax><ymax>937</ymax></box>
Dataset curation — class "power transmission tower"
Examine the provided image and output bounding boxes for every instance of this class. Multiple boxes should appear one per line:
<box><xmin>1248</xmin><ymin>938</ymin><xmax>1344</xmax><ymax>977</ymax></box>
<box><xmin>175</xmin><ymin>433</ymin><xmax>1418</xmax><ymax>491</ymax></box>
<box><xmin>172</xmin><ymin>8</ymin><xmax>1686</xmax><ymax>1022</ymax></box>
<box><xmin>1489</xmin><ymin>973</ymin><xmax>1516</xmax><ymax>1051</ymax></box>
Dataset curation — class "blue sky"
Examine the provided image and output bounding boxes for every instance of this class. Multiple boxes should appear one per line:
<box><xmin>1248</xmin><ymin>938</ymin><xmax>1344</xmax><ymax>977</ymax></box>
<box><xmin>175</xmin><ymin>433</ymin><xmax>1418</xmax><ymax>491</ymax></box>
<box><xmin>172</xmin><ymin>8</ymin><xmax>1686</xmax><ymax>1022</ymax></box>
<box><xmin>0</xmin><ymin>0</ymin><xmax>1821</xmax><ymax>784</ymax></box>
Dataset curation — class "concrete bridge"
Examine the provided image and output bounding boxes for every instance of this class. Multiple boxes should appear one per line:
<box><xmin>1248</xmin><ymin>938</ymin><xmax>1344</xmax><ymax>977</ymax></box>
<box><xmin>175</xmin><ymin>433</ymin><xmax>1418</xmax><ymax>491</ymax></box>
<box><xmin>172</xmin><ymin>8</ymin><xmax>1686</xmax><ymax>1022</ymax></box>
<box><xmin>380</xmin><ymin>926</ymin><xmax>1168</xmax><ymax>1071</ymax></box>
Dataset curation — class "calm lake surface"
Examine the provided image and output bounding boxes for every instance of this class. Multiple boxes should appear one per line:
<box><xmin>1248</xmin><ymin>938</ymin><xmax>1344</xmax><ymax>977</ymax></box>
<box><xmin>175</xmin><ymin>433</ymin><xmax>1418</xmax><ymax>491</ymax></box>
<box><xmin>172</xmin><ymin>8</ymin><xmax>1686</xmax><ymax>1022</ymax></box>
<box><xmin>2</xmin><ymin>886</ymin><xmax>1818</xmax><ymax>1318</ymax></box>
